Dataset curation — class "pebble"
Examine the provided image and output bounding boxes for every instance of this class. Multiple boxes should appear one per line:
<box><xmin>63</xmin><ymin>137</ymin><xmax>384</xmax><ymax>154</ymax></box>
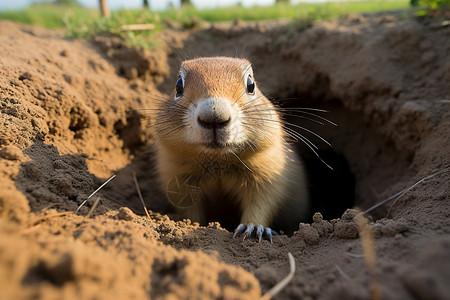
<box><xmin>117</xmin><ymin>207</ymin><xmax>134</xmax><ymax>221</ymax></box>
<box><xmin>0</xmin><ymin>145</ymin><xmax>25</xmax><ymax>161</ymax></box>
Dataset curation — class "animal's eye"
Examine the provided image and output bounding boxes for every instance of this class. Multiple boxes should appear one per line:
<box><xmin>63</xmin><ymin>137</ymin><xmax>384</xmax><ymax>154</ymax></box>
<box><xmin>175</xmin><ymin>76</ymin><xmax>184</xmax><ymax>98</ymax></box>
<box><xmin>246</xmin><ymin>75</ymin><xmax>255</xmax><ymax>95</ymax></box>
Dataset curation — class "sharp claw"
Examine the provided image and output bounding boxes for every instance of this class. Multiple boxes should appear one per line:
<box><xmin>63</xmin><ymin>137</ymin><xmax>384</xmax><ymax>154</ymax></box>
<box><xmin>243</xmin><ymin>223</ymin><xmax>255</xmax><ymax>241</ymax></box>
<box><xmin>233</xmin><ymin>224</ymin><xmax>247</xmax><ymax>238</ymax></box>
<box><xmin>234</xmin><ymin>224</ymin><xmax>277</xmax><ymax>243</ymax></box>
<box><xmin>256</xmin><ymin>225</ymin><xmax>264</xmax><ymax>243</ymax></box>
<box><xmin>265</xmin><ymin>227</ymin><xmax>273</xmax><ymax>244</ymax></box>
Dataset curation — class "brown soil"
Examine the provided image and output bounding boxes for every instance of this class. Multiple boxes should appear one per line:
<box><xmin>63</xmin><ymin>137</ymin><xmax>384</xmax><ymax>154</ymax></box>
<box><xmin>1</xmin><ymin>10</ymin><xmax>449</xmax><ymax>300</ymax></box>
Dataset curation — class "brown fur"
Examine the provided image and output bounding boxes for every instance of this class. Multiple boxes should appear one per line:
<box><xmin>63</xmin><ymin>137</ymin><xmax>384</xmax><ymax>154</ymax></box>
<box><xmin>154</xmin><ymin>57</ymin><xmax>309</xmax><ymax>234</ymax></box>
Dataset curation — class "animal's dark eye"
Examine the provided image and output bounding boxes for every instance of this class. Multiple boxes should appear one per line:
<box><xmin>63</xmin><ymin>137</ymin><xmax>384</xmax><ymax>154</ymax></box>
<box><xmin>175</xmin><ymin>76</ymin><xmax>184</xmax><ymax>97</ymax></box>
<box><xmin>246</xmin><ymin>75</ymin><xmax>255</xmax><ymax>95</ymax></box>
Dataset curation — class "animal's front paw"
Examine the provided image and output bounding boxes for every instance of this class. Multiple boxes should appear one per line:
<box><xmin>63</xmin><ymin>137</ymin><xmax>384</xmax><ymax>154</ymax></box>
<box><xmin>232</xmin><ymin>223</ymin><xmax>278</xmax><ymax>243</ymax></box>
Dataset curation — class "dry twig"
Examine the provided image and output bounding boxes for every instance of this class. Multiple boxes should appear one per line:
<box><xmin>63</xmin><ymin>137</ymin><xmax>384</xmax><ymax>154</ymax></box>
<box><xmin>132</xmin><ymin>172</ymin><xmax>151</xmax><ymax>219</ymax></box>
<box><xmin>121</xmin><ymin>24</ymin><xmax>155</xmax><ymax>31</ymax></box>
<box><xmin>261</xmin><ymin>252</ymin><xmax>296</xmax><ymax>299</ymax></box>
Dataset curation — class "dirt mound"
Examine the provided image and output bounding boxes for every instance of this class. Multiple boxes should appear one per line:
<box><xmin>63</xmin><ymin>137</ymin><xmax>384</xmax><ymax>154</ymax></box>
<box><xmin>0</xmin><ymin>10</ymin><xmax>449</xmax><ymax>300</ymax></box>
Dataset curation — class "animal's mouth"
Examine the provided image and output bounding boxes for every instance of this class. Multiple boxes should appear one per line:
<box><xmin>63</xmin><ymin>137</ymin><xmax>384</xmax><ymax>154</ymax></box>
<box><xmin>204</xmin><ymin>141</ymin><xmax>229</xmax><ymax>150</ymax></box>
<box><xmin>201</xmin><ymin>139</ymin><xmax>245</xmax><ymax>153</ymax></box>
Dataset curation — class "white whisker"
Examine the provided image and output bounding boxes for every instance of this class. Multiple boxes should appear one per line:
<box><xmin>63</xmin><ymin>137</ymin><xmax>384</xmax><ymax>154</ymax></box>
<box><xmin>245</xmin><ymin>117</ymin><xmax>332</xmax><ymax>147</ymax></box>
<box><xmin>231</xmin><ymin>151</ymin><xmax>252</xmax><ymax>172</ymax></box>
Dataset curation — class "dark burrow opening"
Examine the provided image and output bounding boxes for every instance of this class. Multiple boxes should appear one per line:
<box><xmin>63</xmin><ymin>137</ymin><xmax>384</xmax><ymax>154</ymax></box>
<box><xmin>273</xmin><ymin>97</ymin><xmax>356</xmax><ymax>222</ymax></box>
<box><xmin>274</xmin><ymin>92</ymin><xmax>412</xmax><ymax>222</ymax></box>
<box><xmin>300</xmin><ymin>145</ymin><xmax>356</xmax><ymax>222</ymax></box>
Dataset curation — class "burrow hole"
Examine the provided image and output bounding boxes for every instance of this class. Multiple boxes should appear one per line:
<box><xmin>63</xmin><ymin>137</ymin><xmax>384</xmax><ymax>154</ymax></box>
<box><xmin>277</xmin><ymin>94</ymin><xmax>410</xmax><ymax>222</ymax></box>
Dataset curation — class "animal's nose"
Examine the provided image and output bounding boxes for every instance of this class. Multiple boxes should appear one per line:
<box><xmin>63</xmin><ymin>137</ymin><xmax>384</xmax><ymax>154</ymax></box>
<box><xmin>196</xmin><ymin>98</ymin><xmax>232</xmax><ymax>130</ymax></box>
<box><xmin>197</xmin><ymin>115</ymin><xmax>230</xmax><ymax>129</ymax></box>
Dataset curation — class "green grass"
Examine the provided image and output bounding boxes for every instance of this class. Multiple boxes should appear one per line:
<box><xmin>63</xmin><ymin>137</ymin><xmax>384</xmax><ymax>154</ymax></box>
<box><xmin>161</xmin><ymin>1</ymin><xmax>410</xmax><ymax>22</ymax></box>
<box><xmin>62</xmin><ymin>9</ymin><xmax>164</xmax><ymax>48</ymax></box>
<box><xmin>0</xmin><ymin>3</ymin><xmax>94</xmax><ymax>29</ymax></box>
<box><xmin>0</xmin><ymin>1</ymin><xmax>410</xmax><ymax>48</ymax></box>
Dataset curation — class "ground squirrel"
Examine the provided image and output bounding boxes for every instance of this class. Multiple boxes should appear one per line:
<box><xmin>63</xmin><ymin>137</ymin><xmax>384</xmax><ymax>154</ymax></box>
<box><xmin>153</xmin><ymin>57</ymin><xmax>309</xmax><ymax>242</ymax></box>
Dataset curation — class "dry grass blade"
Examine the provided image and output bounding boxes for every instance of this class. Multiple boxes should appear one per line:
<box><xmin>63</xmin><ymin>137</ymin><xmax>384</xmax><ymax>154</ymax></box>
<box><xmin>75</xmin><ymin>174</ymin><xmax>116</xmax><ymax>213</ymax></box>
<box><xmin>23</xmin><ymin>223</ymin><xmax>43</xmax><ymax>234</ymax></box>
<box><xmin>345</xmin><ymin>252</ymin><xmax>365</xmax><ymax>258</ymax></box>
<box><xmin>261</xmin><ymin>252</ymin><xmax>296</xmax><ymax>299</ymax></box>
<box><xmin>29</xmin><ymin>212</ymin><xmax>72</xmax><ymax>226</ymax></box>
<box><xmin>86</xmin><ymin>196</ymin><xmax>102</xmax><ymax>218</ymax></box>
<box><xmin>362</xmin><ymin>166</ymin><xmax>450</xmax><ymax>215</ymax></box>
<box><xmin>132</xmin><ymin>171</ymin><xmax>151</xmax><ymax>219</ymax></box>
<box><xmin>355</xmin><ymin>214</ymin><xmax>381</xmax><ymax>300</ymax></box>
<box><xmin>24</xmin><ymin>212</ymin><xmax>72</xmax><ymax>234</ymax></box>
<box><xmin>335</xmin><ymin>265</ymin><xmax>351</xmax><ymax>279</ymax></box>
<box><xmin>39</xmin><ymin>203</ymin><xmax>62</xmax><ymax>212</ymax></box>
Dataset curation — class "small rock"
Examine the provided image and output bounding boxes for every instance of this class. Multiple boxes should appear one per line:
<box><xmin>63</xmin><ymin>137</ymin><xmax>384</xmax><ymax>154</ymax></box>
<box><xmin>117</xmin><ymin>207</ymin><xmax>134</xmax><ymax>221</ymax></box>
<box><xmin>0</xmin><ymin>145</ymin><xmax>25</xmax><ymax>161</ymax></box>
<box><xmin>19</xmin><ymin>71</ymin><xmax>33</xmax><ymax>81</ymax></box>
